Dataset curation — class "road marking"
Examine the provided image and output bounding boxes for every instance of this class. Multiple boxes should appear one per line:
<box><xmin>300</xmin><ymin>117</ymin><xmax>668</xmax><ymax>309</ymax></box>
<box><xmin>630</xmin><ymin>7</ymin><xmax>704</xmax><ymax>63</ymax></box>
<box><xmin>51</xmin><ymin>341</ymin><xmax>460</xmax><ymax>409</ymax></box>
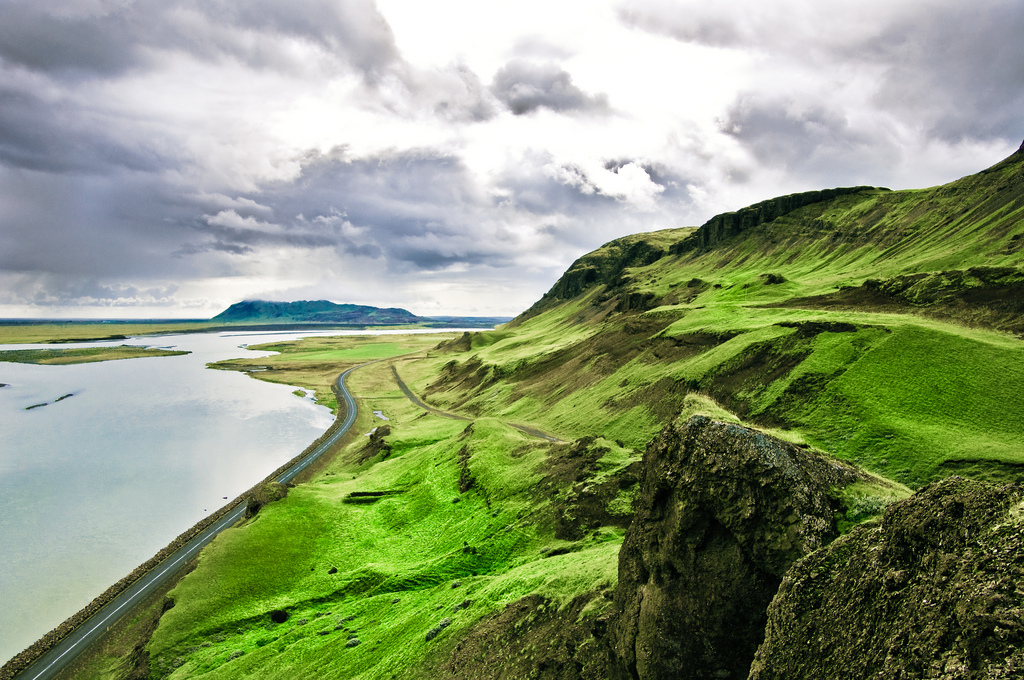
<box><xmin>17</xmin><ymin>364</ymin><xmax>366</xmax><ymax>680</ymax></box>
<box><xmin>26</xmin><ymin>505</ymin><xmax>245</xmax><ymax>680</ymax></box>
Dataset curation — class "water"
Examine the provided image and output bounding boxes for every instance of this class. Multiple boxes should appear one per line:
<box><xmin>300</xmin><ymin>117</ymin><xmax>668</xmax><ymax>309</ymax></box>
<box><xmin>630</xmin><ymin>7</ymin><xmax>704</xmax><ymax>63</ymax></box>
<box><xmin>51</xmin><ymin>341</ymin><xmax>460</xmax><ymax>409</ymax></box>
<box><xmin>0</xmin><ymin>329</ymin><xmax>441</xmax><ymax>665</ymax></box>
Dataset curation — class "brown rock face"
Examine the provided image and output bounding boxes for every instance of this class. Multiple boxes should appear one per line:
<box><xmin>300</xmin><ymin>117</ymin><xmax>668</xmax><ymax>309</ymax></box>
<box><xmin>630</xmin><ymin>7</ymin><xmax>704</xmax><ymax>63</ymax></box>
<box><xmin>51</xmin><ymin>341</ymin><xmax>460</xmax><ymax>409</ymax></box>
<box><xmin>749</xmin><ymin>476</ymin><xmax>1024</xmax><ymax>680</ymax></box>
<box><xmin>607</xmin><ymin>415</ymin><xmax>860</xmax><ymax>680</ymax></box>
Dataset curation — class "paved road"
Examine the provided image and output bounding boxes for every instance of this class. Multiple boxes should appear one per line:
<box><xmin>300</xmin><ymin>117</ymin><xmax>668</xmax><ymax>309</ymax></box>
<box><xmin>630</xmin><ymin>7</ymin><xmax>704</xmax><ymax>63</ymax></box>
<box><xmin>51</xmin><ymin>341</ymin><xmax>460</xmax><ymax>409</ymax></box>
<box><xmin>12</xmin><ymin>365</ymin><xmax>363</xmax><ymax>680</ymax></box>
<box><xmin>389</xmin><ymin>364</ymin><xmax>564</xmax><ymax>443</ymax></box>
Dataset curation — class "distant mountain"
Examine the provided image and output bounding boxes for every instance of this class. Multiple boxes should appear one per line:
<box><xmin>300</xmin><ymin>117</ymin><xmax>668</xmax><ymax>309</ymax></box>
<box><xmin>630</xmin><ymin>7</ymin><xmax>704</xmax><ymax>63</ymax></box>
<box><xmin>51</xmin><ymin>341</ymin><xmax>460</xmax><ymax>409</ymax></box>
<box><xmin>211</xmin><ymin>300</ymin><xmax>423</xmax><ymax>325</ymax></box>
<box><xmin>210</xmin><ymin>300</ymin><xmax>512</xmax><ymax>328</ymax></box>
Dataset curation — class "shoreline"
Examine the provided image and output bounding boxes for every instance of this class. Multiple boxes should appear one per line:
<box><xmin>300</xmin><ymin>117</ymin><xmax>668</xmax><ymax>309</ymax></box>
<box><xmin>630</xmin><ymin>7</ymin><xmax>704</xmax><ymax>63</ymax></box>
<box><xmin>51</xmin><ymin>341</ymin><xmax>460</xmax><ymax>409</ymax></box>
<box><xmin>0</xmin><ymin>321</ymin><xmax>506</xmax><ymax>346</ymax></box>
<box><xmin>0</xmin><ymin>378</ymin><xmax>355</xmax><ymax>680</ymax></box>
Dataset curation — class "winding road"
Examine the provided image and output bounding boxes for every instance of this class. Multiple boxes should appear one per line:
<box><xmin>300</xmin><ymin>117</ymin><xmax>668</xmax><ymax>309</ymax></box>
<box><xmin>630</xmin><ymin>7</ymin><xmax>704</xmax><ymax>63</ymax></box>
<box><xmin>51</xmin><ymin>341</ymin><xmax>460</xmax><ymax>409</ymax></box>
<box><xmin>389</xmin><ymin>364</ymin><xmax>563</xmax><ymax>443</ymax></box>
<box><xmin>10</xmin><ymin>365</ymin><xmax>364</xmax><ymax>680</ymax></box>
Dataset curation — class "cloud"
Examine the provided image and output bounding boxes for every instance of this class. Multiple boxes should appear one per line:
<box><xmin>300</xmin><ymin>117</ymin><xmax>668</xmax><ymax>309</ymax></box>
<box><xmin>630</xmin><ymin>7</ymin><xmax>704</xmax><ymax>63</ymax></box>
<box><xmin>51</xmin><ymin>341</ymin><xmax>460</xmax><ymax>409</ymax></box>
<box><xmin>0</xmin><ymin>0</ymin><xmax>1020</xmax><ymax>318</ymax></box>
<box><xmin>716</xmin><ymin>96</ymin><xmax>896</xmax><ymax>185</ymax></box>
<box><xmin>542</xmin><ymin>159</ymin><xmax>665</xmax><ymax>211</ymax></box>
<box><xmin>248</xmin><ymin>148</ymin><xmax>510</xmax><ymax>270</ymax></box>
<box><xmin>0</xmin><ymin>4</ymin><xmax>137</xmax><ymax>77</ymax></box>
<box><xmin>0</xmin><ymin>271</ymin><xmax>180</xmax><ymax>309</ymax></box>
<box><xmin>619</xmin><ymin>0</ymin><xmax>1024</xmax><ymax>148</ymax></box>
<box><xmin>171</xmin><ymin>0</ymin><xmax>402</xmax><ymax>82</ymax></box>
<box><xmin>864</xmin><ymin>2</ymin><xmax>1024</xmax><ymax>142</ymax></box>
<box><xmin>491</xmin><ymin>59</ymin><xmax>609</xmax><ymax>115</ymax></box>
<box><xmin>0</xmin><ymin>77</ymin><xmax>166</xmax><ymax>174</ymax></box>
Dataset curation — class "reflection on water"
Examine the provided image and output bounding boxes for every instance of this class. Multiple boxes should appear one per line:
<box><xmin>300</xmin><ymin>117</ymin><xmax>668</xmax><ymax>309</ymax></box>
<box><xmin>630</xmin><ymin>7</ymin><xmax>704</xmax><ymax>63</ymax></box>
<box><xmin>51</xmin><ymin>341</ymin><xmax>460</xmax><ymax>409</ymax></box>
<box><xmin>0</xmin><ymin>329</ymin><xmax>413</xmax><ymax>664</ymax></box>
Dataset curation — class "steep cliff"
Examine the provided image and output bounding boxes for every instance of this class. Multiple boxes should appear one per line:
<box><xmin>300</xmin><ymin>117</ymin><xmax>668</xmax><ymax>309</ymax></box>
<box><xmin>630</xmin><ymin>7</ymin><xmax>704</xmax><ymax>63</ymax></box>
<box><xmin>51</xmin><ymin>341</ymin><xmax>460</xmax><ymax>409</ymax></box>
<box><xmin>749</xmin><ymin>476</ymin><xmax>1024</xmax><ymax>680</ymax></box>
<box><xmin>515</xmin><ymin>228</ymin><xmax>693</xmax><ymax>320</ymax></box>
<box><xmin>606</xmin><ymin>415</ymin><xmax>865</xmax><ymax>680</ymax></box>
<box><xmin>671</xmin><ymin>186</ymin><xmax>881</xmax><ymax>253</ymax></box>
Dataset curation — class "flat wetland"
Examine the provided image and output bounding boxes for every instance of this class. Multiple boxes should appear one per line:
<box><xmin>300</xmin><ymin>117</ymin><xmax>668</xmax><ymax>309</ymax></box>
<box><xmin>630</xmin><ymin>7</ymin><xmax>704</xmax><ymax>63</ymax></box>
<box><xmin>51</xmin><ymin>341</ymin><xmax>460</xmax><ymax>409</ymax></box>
<box><xmin>0</xmin><ymin>321</ymin><xmax>215</xmax><ymax>345</ymax></box>
<box><xmin>0</xmin><ymin>345</ymin><xmax>190</xmax><ymax>365</ymax></box>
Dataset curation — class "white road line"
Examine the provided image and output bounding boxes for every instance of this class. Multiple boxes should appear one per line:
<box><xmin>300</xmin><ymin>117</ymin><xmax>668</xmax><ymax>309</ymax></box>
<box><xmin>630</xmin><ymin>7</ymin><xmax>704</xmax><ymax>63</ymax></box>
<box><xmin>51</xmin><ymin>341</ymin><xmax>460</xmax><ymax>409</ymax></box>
<box><xmin>17</xmin><ymin>363</ymin><xmax>369</xmax><ymax>680</ymax></box>
<box><xmin>27</xmin><ymin>505</ymin><xmax>246</xmax><ymax>680</ymax></box>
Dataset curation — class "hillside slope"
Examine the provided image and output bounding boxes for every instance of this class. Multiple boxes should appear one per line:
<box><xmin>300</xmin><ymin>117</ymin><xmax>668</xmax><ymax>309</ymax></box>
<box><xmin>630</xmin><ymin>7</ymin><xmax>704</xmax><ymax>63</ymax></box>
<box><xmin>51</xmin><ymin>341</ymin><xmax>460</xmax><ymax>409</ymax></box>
<box><xmin>424</xmin><ymin>144</ymin><xmax>1024</xmax><ymax>487</ymax></box>
<box><xmin>54</xmin><ymin>146</ymin><xmax>1024</xmax><ymax>680</ymax></box>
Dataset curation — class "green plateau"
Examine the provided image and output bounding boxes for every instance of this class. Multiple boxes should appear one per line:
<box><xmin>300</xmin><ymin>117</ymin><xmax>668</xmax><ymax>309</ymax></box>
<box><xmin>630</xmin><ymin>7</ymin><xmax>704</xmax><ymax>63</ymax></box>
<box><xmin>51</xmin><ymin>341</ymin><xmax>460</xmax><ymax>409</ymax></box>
<box><xmin>49</xmin><ymin>145</ymin><xmax>1024</xmax><ymax>680</ymax></box>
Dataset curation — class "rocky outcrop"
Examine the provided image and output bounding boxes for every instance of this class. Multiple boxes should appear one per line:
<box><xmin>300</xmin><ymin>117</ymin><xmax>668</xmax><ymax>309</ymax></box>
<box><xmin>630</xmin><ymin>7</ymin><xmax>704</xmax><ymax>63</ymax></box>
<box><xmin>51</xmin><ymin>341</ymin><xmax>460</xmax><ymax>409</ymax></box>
<box><xmin>671</xmin><ymin>186</ymin><xmax>880</xmax><ymax>254</ymax></box>
<box><xmin>772</xmin><ymin>266</ymin><xmax>1024</xmax><ymax>336</ymax></box>
<box><xmin>244</xmin><ymin>482</ymin><xmax>289</xmax><ymax>519</ymax></box>
<box><xmin>515</xmin><ymin>233</ymin><xmax>676</xmax><ymax>321</ymax></box>
<box><xmin>749</xmin><ymin>476</ymin><xmax>1024</xmax><ymax>680</ymax></box>
<box><xmin>607</xmin><ymin>415</ymin><xmax>862</xmax><ymax>680</ymax></box>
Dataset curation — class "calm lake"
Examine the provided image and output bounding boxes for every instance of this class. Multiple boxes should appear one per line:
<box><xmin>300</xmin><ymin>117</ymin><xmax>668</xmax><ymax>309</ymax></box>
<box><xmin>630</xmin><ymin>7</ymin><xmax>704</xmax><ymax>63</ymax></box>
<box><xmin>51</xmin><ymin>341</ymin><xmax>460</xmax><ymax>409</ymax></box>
<box><xmin>0</xmin><ymin>329</ymin><xmax>441</xmax><ymax>665</ymax></box>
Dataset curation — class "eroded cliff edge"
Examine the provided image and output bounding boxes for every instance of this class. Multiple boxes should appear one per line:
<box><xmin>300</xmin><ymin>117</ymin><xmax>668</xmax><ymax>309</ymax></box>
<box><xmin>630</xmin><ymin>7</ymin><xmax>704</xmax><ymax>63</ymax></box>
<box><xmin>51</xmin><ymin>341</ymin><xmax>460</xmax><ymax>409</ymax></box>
<box><xmin>422</xmin><ymin>415</ymin><xmax>869</xmax><ymax>679</ymax></box>
<box><xmin>750</xmin><ymin>476</ymin><xmax>1024</xmax><ymax>680</ymax></box>
<box><xmin>605</xmin><ymin>415</ymin><xmax>864</xmax><ymax>680</ymax></box>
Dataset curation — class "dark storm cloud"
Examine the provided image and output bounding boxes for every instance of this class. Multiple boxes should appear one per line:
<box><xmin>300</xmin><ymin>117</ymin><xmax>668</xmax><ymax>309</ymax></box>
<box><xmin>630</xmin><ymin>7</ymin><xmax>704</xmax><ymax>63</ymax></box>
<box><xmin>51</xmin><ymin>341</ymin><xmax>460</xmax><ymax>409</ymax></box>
<box><xmin>161</xmin><ymin>0</ymin><xmax>402</xmax><ymax>81</ymax></box>
<box><xmin>491</xmin><ymin>60</ymin><xmax>609</xmax><ymax>115</ymax></box>
<box><xmin>0</xmin><ymin>168</ymin><xmax>211</xmax><ymax>278</ymax></box>
<box><xmin>0</xmin><ymin>5</ymin><xmax>137</xmax><ymax>77</ymax></box>
<box><xmin>0</xmin><ymin>0</ymin><xmax>499</xmax><ymax>306</ymax></box>
<box><xmin>0</xmin><ymin>139</ymin><xmax>625</xmax><ymax>309</ymax></box>
<box><xmin>0</xmin><ymin>274</ymin><xmax>180</xmax><ymax>308</ymax></box>
<box><xmin>0</xmin><ymin>0</ymin><xmax>401</xmax><ymax>82</ymax></box>
<box><xmin>863</xmin><ymin>2</ymin><xmax>1024</xmax><ymax>142</ymax></box>
<box><xmin>174</xmin><ymin>240</ymin><xmax>254</xmax><ymax>256</ymax></box>
<box><xmin>247</xmin><ymin>149</ymin><xmax>513</xmax><ymax>270</ymax></box>
<box><xmin>717</xmin><ymin>97</ymin><xmax>888</xmax><ymax>183</ymax></box>
<box><xmin>0</xmin><ymin>81</ymin><xmax>164</xmax><ymax>174</ymax></box>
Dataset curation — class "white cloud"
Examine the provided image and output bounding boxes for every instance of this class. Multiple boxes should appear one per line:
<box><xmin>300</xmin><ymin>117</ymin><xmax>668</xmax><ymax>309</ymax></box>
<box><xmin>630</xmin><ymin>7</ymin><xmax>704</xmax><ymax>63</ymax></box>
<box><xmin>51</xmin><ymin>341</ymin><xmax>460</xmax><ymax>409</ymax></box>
<box><xmin>0</xmin><ymin>0</ymin><xmax>1020</xmax><ymax>318</ymax></box>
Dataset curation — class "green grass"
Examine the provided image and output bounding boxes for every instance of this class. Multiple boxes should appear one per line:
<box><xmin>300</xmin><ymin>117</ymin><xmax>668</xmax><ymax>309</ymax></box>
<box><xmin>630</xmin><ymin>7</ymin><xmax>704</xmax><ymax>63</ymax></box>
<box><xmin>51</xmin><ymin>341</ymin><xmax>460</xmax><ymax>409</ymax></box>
<box><xmin>0</xmin><ymin>322</ymin><xmax>215</xmax><ymax>344</ymax></box>
<box><xmin>146</xmin><ymin>358</ymin><xmax>619</xmax><ymax>680</ymax></box>
<box><xmin>0</xmin><ymin>345</ymin><xmax>190</xmax><ymax>364</ymax></box>
<box><xmin>402</xmin><ymin>153</ymin><xmax>1024</xmax><ymax>486</ymax></box>
<box><xmin>425</xmin><ymin>301</ymin><xmax>1024</xmax><ymax>485</ymax></box>
<box><xmin>801</xmin><ymin>324</ymin><xmax>1024</xmax><ymax>482</ymax></box>
<box><xmin>122</xmin><ymin>151</ymin><xmax>1024</xmax><ymax>679</ymax></box>
<box><xmin>208</xmin><ymin>335</ymin><xmax>458</xmax><ymax>414</ymax></box>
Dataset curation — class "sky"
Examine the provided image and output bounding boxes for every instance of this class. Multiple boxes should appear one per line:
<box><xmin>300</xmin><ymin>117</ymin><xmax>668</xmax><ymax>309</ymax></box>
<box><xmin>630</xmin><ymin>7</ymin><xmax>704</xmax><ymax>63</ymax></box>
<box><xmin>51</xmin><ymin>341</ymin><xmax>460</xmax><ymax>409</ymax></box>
<box><xmin>0</xmin><ymin>0</ymin><xmax>1021</xmax><ymax>319</ymax></box>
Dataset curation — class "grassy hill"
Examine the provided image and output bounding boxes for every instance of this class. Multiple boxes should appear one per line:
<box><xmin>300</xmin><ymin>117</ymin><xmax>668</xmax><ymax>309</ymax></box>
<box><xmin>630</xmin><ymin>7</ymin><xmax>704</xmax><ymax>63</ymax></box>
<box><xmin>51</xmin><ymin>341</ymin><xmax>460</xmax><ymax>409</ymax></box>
<box><xmin>61</xmin><ymin>146</ymin><xmax>1024</xmax><ymax>680</ymax></box>
<box><xmin>420</xmin><ymin>145</ymin><xmax>1024</xmax><ymax>487</ymax></box>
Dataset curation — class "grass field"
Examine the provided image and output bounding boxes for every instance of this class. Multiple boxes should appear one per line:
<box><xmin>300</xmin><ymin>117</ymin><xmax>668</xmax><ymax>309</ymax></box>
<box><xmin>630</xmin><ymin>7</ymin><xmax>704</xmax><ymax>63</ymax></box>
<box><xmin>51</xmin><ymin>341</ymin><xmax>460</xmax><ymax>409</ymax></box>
<box><xmin>207</xmin><ymin>334</ymin><xmax>458</xmax><ymax>415</ymax></box>
<box><xmin>144</xmin><ymin>356</ymin><xmax>621</xmax><ymax>680</ymax></box>
<box><xmin>132</xmin><ymin>323</ymin><xmax>902</xmax><ymax>680</ymax></box>
<box><xmin>411</xmin><ymin>291</ymin><xmax>1024</xmax><ymax>486</ymax></box>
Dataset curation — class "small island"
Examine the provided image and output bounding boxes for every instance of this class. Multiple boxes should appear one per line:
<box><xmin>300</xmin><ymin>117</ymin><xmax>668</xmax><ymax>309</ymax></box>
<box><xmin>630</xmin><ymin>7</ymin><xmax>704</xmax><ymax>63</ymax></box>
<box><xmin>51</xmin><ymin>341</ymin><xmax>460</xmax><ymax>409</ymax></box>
<box><xmin>0</xmin><ymin>345</ymin><xmax>190</xmax><ymax>365</ymax></box>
